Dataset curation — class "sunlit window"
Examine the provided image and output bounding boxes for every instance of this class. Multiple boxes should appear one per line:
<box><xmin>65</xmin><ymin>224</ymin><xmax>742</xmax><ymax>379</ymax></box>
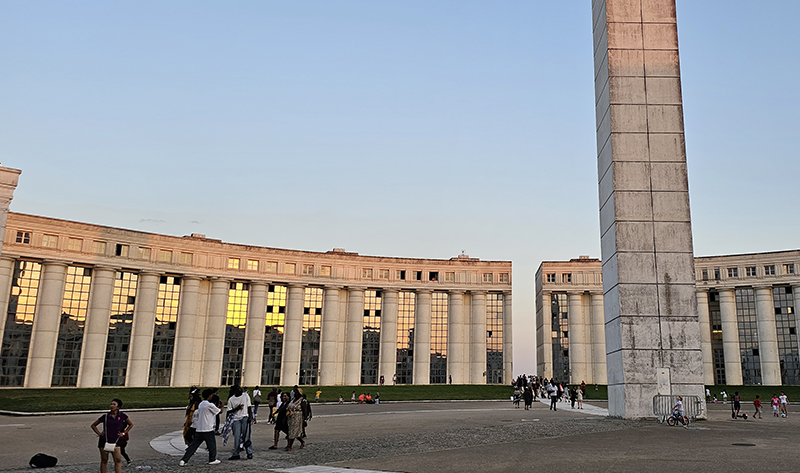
<box><xmin>158</xmin><ymin>250</ymin><xmax>172</xmax><ymax>263</ymax></box>
<box><xmin>221</xmin><ymin>281</ymin><xmax>248</xmax><ymax>386</ymax></box>
<box><xmin>115</xmin><ymin>244</ymin><xmax>129</xmax><ymax>257</ymax></box>
<box><xmin>93</xmin><ymin>241</ymin><xmax>107</xmax><ymax>255</ymax></box>
<box><xmin>320</xmin><ymin>265</ymin><xmax>331</xmax><ymax>277</ymax></box>
<box><xmin>228</xmin><ymin>257</ymin><xmax>240</xmax><ymax>270</ymax></box>
<box><xmin>42</xmin><ymin>234</ymin><xmax>58</xmax><ymax>248</ymax></box>
<box><xmin>52</xmin><ymin>266</ymin><xmax>92</xmax><ymax>386</ymax></box>
<box><xmin>247</xmin><ymin>259</ymin><xmax>259</xmax><ymax>271</ymax></box>
<box><xmin>362</xmin><ymin>268</ymin><xmax>373</xmax><ymax>279</ymax></box>
<box><xmin>303</xmin><ymin>264</ymin><xmax>314</xmax><ymax>276</ymax></box>
<box><xmin>262</xmin><ymin>284</ymin><xmax>287</xmax><ymax>385</ymax></box>
<box><xmin>396</xmin><ymin>270</ymin><xmax>406</xmax><ymax>280</ymax></box>
<box><xmin>0</xmin><ymin>260</ymin><xmax>42</xmax><ymax>386</ymax></box>
<box><xmin>149</xmin><ymin>275</ymin><xmax>181</xmax><ymax>386</ymax></box>
<box><xmin>103</xmin><ymin>271</ymin><xmax>138</xmax><ymax>386</ymax></box>
<box><xmin>180</xmin><ymin>252</ymin><xmax>193</xmax><ymax>265</ymax></box>
<box><xmin>379</xmin><ymin>269</ymin><xmax>390</xmax><ymax>279</ymax></box>
<box><xmin>137</xmin><ymin>247</ymin><xmax>151</xmax><ymax>260</ymax></box>
<box><xmin>284</xmin><ymin>263</ymin><xmax>296</xmax><ymax>274</ymax></box>
<box><xmin>430</xmin><ymin>292</ymin><xmax>448</xmax><ymax>384</ymax></box>
<box><xmin>396</xmin><ymin>291</ymin><xmax>416</xmax><ymax>384</ymax></box>
<box><xmin>561</xmin><ymin>273</ymin><xmax>571</xmax><ymax>283</ymax></box>
<box><xmin>486</xmin><ymin>293</ymin><xmax>504</xmax><ymax>384</ymax></box>
<box><xmin>444</xmin><ymin>272</ymin><xmax>455</xmax><ymax>283</ymax></box>
<box><xmin>67</xmin><ymin>238</ymin><xmax>83</xmax><ymax>252</ymax></box>
<box><xmin>266</xmin><ymin>261</ymin><xmax>278</xmax><ymax>272</ymax></box>
<box><xmin>300</xmin><ymin>287</ymin><xmax>323</xmax><ymax>385</ymax></box>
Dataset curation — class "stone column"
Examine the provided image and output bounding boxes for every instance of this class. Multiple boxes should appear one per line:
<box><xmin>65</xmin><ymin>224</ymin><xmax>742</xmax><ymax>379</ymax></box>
<box><xmin>413</xmin><ymin>290</ymin><xmax>432</xmax><ymax>385</ymax></box>
<box><xmin>567</xmin><ymin>292</ymin><xmax>588</xmax><ymax>384</ymax></box>
<box><xmin>172</xmin><ymin>277</ymin><xmax>202</xmax><ymax>387</ymax></box>
<box><xmin>755</xmin><ymin>286</ymin><xmax>781</xmax><ymax>385</ymax></box>
<box><xmin>0</xmin><ymin>257</ymin><xmax>17</xmax><ymax>345</ymax></box>
<box><xmin>593</xmin><ymin>0</ymin><xmax>705</xmax><ymax>418</ymax></box>
<box><xmin>447</xmin><ymin>291</ymin><xmax>466</xmax><ymax>384</ymax></box>
<box><xmin>794</xmin><ymin>286</ymin><xmax>800</xmax><ymax>357</ymax></box>
<box><xmin>591</xmin><ymin>292</ymin><xmax>608</xmax><ymax>384</ymax></box>
<box><xmin>335</xmin><ymin>290</ymin><xmax>349</xmax><ymax>384</ymax></box>
<box><xmin>242</xmin><ymin>282</ymin><xmax>267</xmax><ymax>387</ymax></box>
<box><xmin>201</xmin><ymin>279</ymin><xmax>230</xmax><ymax>386</ymax></box>
<box><xmin>0</xmin><ymin>167</ymin><xmax>21</xmax><ymax>258</ymax></box>
<box><xmin>537</xmin><ymin>291</ymin><xmax>552</xmax><ymax>378</ymax></box>
<box><xmin>78</xmin><ymin>267</ymin><xmax>116</xmax><ymax>387</ymax></box>
<box><xmin>379</xmin><ymin>290</ymin><xmax>399</xmax><ymax>384</ymax></box>
<box><xmin>126</xmin><ymin>272</ymin><xmax>160</xmax><ymax>387</ymax></box>
<box><xmin>695</xmin><ymin>290</ymin><xmax>715</xmax><ymax>385</ymax></box>
<box><xmin>318</xmin><ymin>286</ymin><xmax>341</xmax><ymax>386</ymax></box>
<box><xmin>344</xmin><ymin>288</ymin><xmax>365</xmax><ymax>385</ymax></box>
<box><xmin>718</xmin><ymin>289</ymin><xmax>743</xmax><ymax>385</ymax></box>
<box><xmin>470</xmin><ymin>291</ymin><xmax>487</xmax><ymax>384</ymax></box>
<box><xmin>26</xmin><ymin>261</ymin><xmax>68</xmax><ymax>388</ymax></box>
<box><xmin>281</xmin><ymin>284</ymin><xmax>305</xmax><ymax>386</ymax></box>
<box><xmin>503</xmin><ymin>292</ymin><xmax>513</xmax><ymax>383</ymax></box>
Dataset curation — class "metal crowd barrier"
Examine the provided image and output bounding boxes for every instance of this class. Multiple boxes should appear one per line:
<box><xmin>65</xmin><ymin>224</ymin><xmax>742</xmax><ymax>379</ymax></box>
<box><xmin>653</xmin><ymin>395</ymin><xmax>703</xmax><ymax>423</ymax></box>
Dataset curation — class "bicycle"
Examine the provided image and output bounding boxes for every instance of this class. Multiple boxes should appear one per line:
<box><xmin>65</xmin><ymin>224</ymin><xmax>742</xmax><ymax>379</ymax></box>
<box><xmin>666</xmin><ymin>410</ymin><xmax>689</xmax><ymax>426</ymax></box>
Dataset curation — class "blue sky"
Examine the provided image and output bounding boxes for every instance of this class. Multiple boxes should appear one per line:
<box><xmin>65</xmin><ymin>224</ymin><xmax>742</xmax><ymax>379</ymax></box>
<box><xmin>2</xmin><ymin>1</ymin><xmax>798</xmax><ymax>375</ymax></box>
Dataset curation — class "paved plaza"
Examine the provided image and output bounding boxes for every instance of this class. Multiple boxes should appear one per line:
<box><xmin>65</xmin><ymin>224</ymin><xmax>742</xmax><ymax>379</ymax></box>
<box><xmin>1</xmin><ymin>400</ymin><xmax>798</xmax><ymax>472</ymax></box>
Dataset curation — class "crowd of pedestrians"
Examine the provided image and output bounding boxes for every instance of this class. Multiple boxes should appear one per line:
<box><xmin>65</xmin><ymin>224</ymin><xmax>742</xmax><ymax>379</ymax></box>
<box><xmin>706</xmin><ymin>388</ymin><xmax>790</xmax><ymax>420</ymax></box>
<box><xmin>512</xmin><ymin>374</ymin><xmax>589</xmax><ymax>411</ymax></box>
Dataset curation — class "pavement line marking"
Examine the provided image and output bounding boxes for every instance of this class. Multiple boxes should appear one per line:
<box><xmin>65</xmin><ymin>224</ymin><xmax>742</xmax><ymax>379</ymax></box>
<box><xmin>0</xmin><ymin>424</ymin><xmax>26</xmax><ymax>427</ymax></box>
<box><xmin>270</xmin><ymin>466</ymin><xmax>403</xmax><ymax>473</ymax></box>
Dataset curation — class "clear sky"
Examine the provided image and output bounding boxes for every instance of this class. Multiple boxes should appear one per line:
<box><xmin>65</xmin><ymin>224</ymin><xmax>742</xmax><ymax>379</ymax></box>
<box><xmin>2</xmin><ymin>1</ymin><xmax>798</xmax><ymax>376</ymax></box>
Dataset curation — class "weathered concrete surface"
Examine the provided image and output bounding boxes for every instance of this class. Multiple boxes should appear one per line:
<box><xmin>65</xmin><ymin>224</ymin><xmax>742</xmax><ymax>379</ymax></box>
<box><xmin>592</xmin><ymin>0</ymin><xmax>705</xmax><ymax>418</ymax></box>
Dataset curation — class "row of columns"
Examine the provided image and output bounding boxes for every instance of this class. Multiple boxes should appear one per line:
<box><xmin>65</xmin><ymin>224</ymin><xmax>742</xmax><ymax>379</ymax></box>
<box><xmin>697</xmin><ymin>286</ymin><xmax>800</xmax><ymax>386</ymax></box>
<box><xmin>1</xmin><ymin>259</ymin><xmax>511</xmax><ymax>388</ymax></box>
<box><xmin>541</xmin><ymin>291</ymin><xmax>606</xmax><ymax>385</ymax></box>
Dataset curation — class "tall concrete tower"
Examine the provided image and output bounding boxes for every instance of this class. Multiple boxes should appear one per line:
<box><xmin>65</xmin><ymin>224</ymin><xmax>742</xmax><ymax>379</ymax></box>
<box><xmin>591</xmin><ymin>0</ymin><xmax>705</xmax><ymax>418</ymax></box>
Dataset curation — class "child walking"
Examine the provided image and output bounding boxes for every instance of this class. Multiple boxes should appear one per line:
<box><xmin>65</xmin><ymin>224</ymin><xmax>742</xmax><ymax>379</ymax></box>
<box><xmin>753</xmin><ymin>395</ymin><xmax>762</xmax><ymax>419</ymax></box>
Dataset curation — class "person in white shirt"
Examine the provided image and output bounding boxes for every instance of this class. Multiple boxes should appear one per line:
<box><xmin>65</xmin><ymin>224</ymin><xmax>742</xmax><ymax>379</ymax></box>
<box><xmin>227</xmin><ymin>385</ymin><xmax>253</xmax><ymax>460</ymax></box>
<box><xmin>180</xmin><ymin>389</ymin><xmax>221</xmax><ymax>466</ymax></box>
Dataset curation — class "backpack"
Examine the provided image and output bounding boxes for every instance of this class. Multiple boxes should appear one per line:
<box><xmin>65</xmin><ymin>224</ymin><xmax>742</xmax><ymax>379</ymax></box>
<box><xmin>29</xmin><ymin>453</ymin><xmax>58</xmax><ymax>468</ymax></box>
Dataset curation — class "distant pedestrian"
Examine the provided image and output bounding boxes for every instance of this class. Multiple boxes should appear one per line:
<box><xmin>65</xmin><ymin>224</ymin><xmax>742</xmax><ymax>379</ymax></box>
<box><xmin>570</xmin><ymin>386</ymin><xmax>577</xmax><ymax>409</ymax></box>
<box><xmin>576</xmin><ymin>387</ymin><xmax>584</xmax><ymax>409</ymax></box>
<box><xmin>523</xmin><ymin>386</ymin><xmax>533</xmax><ymax>410</ymax></box>
<box><xmin>722</xmin><ymin>391</ymin><xmax>728</xmax><ymax>404</ymax></box>
<box><xmin>380</xmin><ymin>375</ymin><xmax>385</xmax><ymax>386</ymax></box>
<box><xmin>772</xmin><ymin>394</ymin><xmax>780</xmax><ymax>417</ymax></box>
<box><xmin>91</xmin><ymin>399</ymin><xmax>133</xmax><ymax>473</ymax></box>
<box><xmin>226</xmin><ymin>385</ymin><xmax>253</xmax><ymax>460</ymax></box>
<box><xmin>732</xmin><ymin>391</ymin><xmax>741</xmax><ymax>419</ymax></box>
<box><xmin>351</xmin><ymin>391</ymin><xmax>356</xmax><ymax>403</ymax></box>
<box><xmin>180</xmin><ymin>388</ymin><xmax>222</xmax><ymax>466</ymax></box>
<box><xmin>753</xmin><ymin>395</ymin><xmax>762</xmax><ymax>419</ymax></box>
<box><xmin>393</xmin><ymin>374</ymin><xmax>397</xmax><ymax>385</ymax></box>
<box><xmin>269</xmin><ymin>392</ymin><xmax>290</xmax><ymax>450</ymax></box>
<box><xmin>252</xmin><ymin>386</ymin><xmax>262</xmax><ymax>423</ymax></box>
<box><xmin>285</xmin><ymin>394</ymin><xmax>307</xmax><ymax>451</ymax></box>
<box><xmin>705</xmin><ymin>388</ymin><xmax>711</xmax><ymax>402</ymax></box>
<box><xmin>547</xmin><ymin>380</ymin><xmax>558</xmax><ymax>411</ymax></box>
<box><xmin>267</xmin><ymin>388</ymin><xmax>278</xmax><ymax>424</ymax></box>
<box><xmin>338</xmin><ymin>395</ymin><xmax>344</xmax><ymax>404</ymax></box>
<box><xmin>780</xmin><ymin>392</ymin><xmax>789</xmax><ymax>417</ymax></box>
<box><xmin>315</xmin><ymin>389</ymin><xmax>322</xmax><ymax>402</ymax></box>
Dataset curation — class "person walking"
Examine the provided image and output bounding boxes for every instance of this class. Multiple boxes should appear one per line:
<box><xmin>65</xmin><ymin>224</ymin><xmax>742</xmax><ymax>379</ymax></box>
<box><xmin>226</xmin><ymin>385</ymin><xmax>254</xmax><ymax>460</ymax></box>
<box><xmin>269</xmin><ymin>392</ymin><xmax>290</xmax><ymax>450</ymax></box>
<box><xmin>91</xmin><ymin>399</ymin><xmax>133</xmax><ymax>473</ymax></box>
<box><xmin>547</xmin><ymin>380</ymin><xmax>558</xmax><ymax>411</ymax></box>
<box><xmin>753</xmin><ymin>395</ymin><xmax>763</xmax><ymax>419</ymax></box>
<box><xmin>285</xmin><ymin>394</ymin><xmax>306</xmax><ymax>451</ymax></box>
<box><xmin>772</xmin><ymin>393</ymin><xmax>780</xmax><ymax>417</ymax></box>
<box><xmin>576</xmin><ymin>386</ymin><xmax>584</xmax><ymax>409</ymax></box>
<box><xmin>267</xmin><ymin>388</ymin><xmax>278</xmax><ymax>424</ymax></box>
<box><xmin>523</xmin><ymin>386</ymin><xmax>533</xmax><ymax>410</ymax></box>
<box><xmin>183</xmin><ymin>387</ymin><xmax>201</xmax><ymax>445</ymax></box>
<box><xmin>252</xmin><ymin>386</ymin><xmax>262</xmax><ymax>424</ymax></box>
<box><xmin>779</xmin><ymin>391</ymin><xmax>789</xmax><ymax>417</ymax></box>
<box><xmin>179</xmin><ymin>388</ymin><xmax>222</xmax><ymax>466</ymax></box>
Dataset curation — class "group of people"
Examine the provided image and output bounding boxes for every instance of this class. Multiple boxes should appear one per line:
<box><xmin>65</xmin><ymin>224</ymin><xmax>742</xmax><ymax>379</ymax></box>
<box><xmin>347</xmin><ymin>391</ymin><xmax>380</xmax><ymax>404</ymax></box>
<box><xmin>512</xmin><ymin>374</ymin><xmax>589</xmax><ymax>411</ymax></box>
<box><xmin>179</xmin><ymin>384</ymin><xmax>313</xmax><ymax>466</ymax></box>
<box><xmin>706</xmin><ymin>388</ymin><xmax>790</xmax><ymax>419</ymax></box>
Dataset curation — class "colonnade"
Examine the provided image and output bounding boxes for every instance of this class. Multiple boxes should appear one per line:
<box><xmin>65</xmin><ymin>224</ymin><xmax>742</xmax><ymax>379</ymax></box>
<box><xmin>1</xmin><ymin>258</ymin><xmax>512</xmax><ymax>388</ymax></box>
<box><xmin>696</xmin><ymin>285</ymin><xmax>800</xmax><ymax>386</ymax></box>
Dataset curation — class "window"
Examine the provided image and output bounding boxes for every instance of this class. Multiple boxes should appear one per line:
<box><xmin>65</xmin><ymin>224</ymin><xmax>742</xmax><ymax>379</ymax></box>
<box><xmin>149</xmin><ymin>276</ymin><xmax>181</xmax><ymax>386</ymax></box>
<box><xmin>320</xmin><ymin>265</ymin><xmax>331</xmax><ymax>277</ymax></box>
<box><xmin>262</xmin><ymin>284</ymin><xmax>287</xmax><ymax>385</ymax></box>
<box><xmin>220</xmin><ymin>281</ymin><xmax>247</xmax><ymax>386</ymax></box>
<box><xmin>92</xmin><ymin>241</ymin><xmax>107</xmax><ymax>255</ymax></box>
<box><xmin>362</xmin><ymin>268</ymin><xmax>373</xmax><ymax>279</ymax></box>
<box><xmin>444</xmin><ymin>272</ymin><xmax>455</xmax><ymax>283</ymax></box>
<box><xmin>15</xmin><ymin>231</ymin><xmax>31</xmax><ymax>244</ymax></box>
<box><xmin>396</xmin><ymin>270</ymin><xmax>406</xmax><ymax>280</ymax></box>
<box><xmin>52</xmin><ymin>266</ymin><xmax>92</xmax><ymax>386</ymax></box>
<box><xmin>361</xmin><ymin>290</ymin><xmax>382</xmax><ymax>384</ymax></box>
<box><xmin>765</xmin><ymin>265</ymin><xmax>776</xmax><ymax>276</ymax></box>
<box><xmin>483</xmin><ymin>273</ymin><xmax>494</xmax><ymax>283</ymax></box>
<box><xmin>430</xmin><ymin>292</ymin><xmax>448</xmax><ymax>384</ymax></box>
<box><xmin>701</xmin><ymin>269</ymin><xmax>708</xmax><ymax>281</ymax></box>
<box><xmin>499</xmin><ymin>273</ymin><xmax>509</xmax><ymax>283</ymax></box>
<box><xmin>42</xmin><ymin>234</ymin><xmax>58</xmax><ymax>248</ymax></box>
<box><xmin>284</xmin><ymin>263</ymin><xmax>296</xmax><ymax>274</ymax></box>
<box><xmin>546</xmin><ymin>273</ymin><xmax>556</xmax><ymax>283</ymax></box>
<box><xmin>303</xmin><ymin>264</ymin><xmax>314</xmax><ymax>276</ymax></box>
<box><xmin>561</xmin><ymin>273</ymin><xmax>571</xmax><ymax>283</ymax></box>
<box><xmin>115</xmin><ymin>244</ymin><xmax>129</xmax><ymax>257</ymax></box>
<box><xmin>135</xmin><ymin>248</ymin><xmax>151</xmax><ymax>261</ymax></box>
<box><xmin>727</xmin><ymin>267</ymin><xmax>738</xmax><ymax>278</ymax></box>
<box><xmin>414</xmin><ymin>271</ymin><xmax>422</xmax><ymax>281</ymax></box>
<box><xmin>746</xmin><ymin>266</ymin><xmax>757</xmax><ymax>277</ymax></box>
<box><xmin>158</xmin><ymin>250</ymin><xmax>172</xmax><ymax>263</ymax></box>
<box><xmin>247</xmin><ymin>259</ymin><xmax>259</xmax><ymax>271</ymax></box>
<box><xmin>429</xmin><ymin>271</ymin><xmax>439</xmax><ymax>282</ymax></box>
<box><xmin>180</xmin><ymin>252</ymin><xmax>193</xmax><ymax>265</ymax></box>
<box><xmin>67</xmin><ymin>238</ymin><xmax>83</xmax><ymax>252</ymax></box>
<box><xmin>228</xmin><ymin>258</ymin><xmax>240</xmax><ymax>270</ymax></box>
<box><xmin>714</xmin><ymin>268</ymin><xmax>721</xmax><ymax>280</ymax></box>
<box><xmin>266</xmin><ymin>261</ymin><xmax>278</xmax><ymax>273</ymax></box>
<box><xmin>784</xmin><ymin>264</ymin><xmax>796</xmax><ymax>275</ymax></box>
<box><xmin>379</xmin><ymin>269</ymin><xmax>390</xmax><ymax>279</ymax></box>
<box><xmin>103</xmin><ymin>271</ymin><xmax>138</xmax><ymax>386</ymax></box>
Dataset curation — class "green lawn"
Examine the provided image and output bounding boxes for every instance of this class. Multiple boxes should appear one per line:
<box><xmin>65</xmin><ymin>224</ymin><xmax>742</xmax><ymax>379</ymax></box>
<box><xmin>706</xmin><ymin>385</ymin><xmax>800</xmax><ymax>403</ymax></box>
<box><xmin>0</xmin><ymin>384</ymin><xmax>522</xmax><ymax>413</ymax></box>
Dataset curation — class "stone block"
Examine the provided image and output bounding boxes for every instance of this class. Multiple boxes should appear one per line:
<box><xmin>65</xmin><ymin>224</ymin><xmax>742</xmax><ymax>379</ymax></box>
<box><xmin>653</xmin><ymin>221</ymin><xmax>693</xmax><ymax>253</ymax></box>
<box><xmin>618</xmin><ymin>283</ymin><xmax>659</xmax><ymax>317</ymax></box>
<box><xmin>616</xmin><ymin>251</ymin><xmax>657</xmax><ymax>284</ymax></box>
<box><xmin>644</xmin><ymin>50</ymin><xmax>681</xmax><ymax>77</ymax></box>
<box><xmin>610</xmin><ymin>76</ymin><xmax>646</xmax><ymax>104</ymax></box>
<box><xmin>641</xmin><ymin>0</ymin><xmax>676</xmax><ymax>23</ymax></box>
<box><xmin>645</xmin><ymin>77</ymin><xmax>682</xmax><ymax>105</ymax></box>
<box><xmin>602</xmin><ymin>253</ymin><xmax>619</xmax><ymax>288</ymax></box>
<box><xmin>619</xmin><ymin>349</ymin><xmax>661</xmax><ymax>384</ymax></box>
<box><xmin>650</xmin><ymin>162</ymin><xmax>688</xmax><ymax>191</ymax></box>
<box><xmin>606</xmin><ymin>351</ymin><xmax>624</xmax><ymax>385</ymax></box>
<box><xmin>648</xmin><ymin>133</ymin><xmax>685</xmax><ymax>162</ymax></box>
<box><xmin>610</xmin><ymin>133</ymin><xmax>650</xmax><ymax>162</ymax></box>
<box><xmin>609</xmin><ymin>316</ymin><xmax>664</xmax><ymax>352</ymax></box>
<box><xmin>612</xmin><ymin>161</ymin><xmax>652</xmax><ymax>192</ymax></box>
<box><xmin>655</xmin><ymin>252</ymin><xmax>696</xmax><ymax>284</ymax></box>
<box><xmin>660</xmin><ymin>317</ymin><xmax>702</xmax><ymax>351</ymax></box>
<box><xmin>611</xmin><ymin>104</ymin><xmax>648</xmax><ymax>132</ymax></box>
<box><xmin>662</xmin><ymin>348</ymin><xmax>705</xmax><ymax>384</ymax></box>
<box><xmin>608</xmin><ymin>49</ymin><xmax>644</xmax><ymax>77</ymax></box>
<box><xmin>606</xmin><ymin>0</ymin><xmax>642</xmax><ymax>22</ymax></box>
<box><xmin>657</xmin><ymin>282</ymin><xmax>698</xmax><ymax>316</ymax></box>
<box><xmin>613</xmin><ymin>191</ymin><xmax>654</xmax><ymax>222</ymax></box>
<box><xmin>607</xmin><ymin>22</ymin><xmax>643</xmax><ymax>50</ymax></box>
<box><xmin>614</xmin><ymin>221</ymin><xmax>655</xmax><ymax>253</ymax></box>
<box><xmin>646</xmin><ymin>105</ymin><xmax>684</xmax><ymax>133</ymax></box>
<box><xmin>652</xmin><ymin>191</ymin><xmax>690</xmax><ymax>221</ymax></box>
<box><xmin>609</xmin><ymin>381</ymin><xmax>661</xmax><ymax>418</ymax></box>
<box><xmin>643</xmin><ymin>23</ymin><xmax>678</xmax><ymax>50</ymax></box>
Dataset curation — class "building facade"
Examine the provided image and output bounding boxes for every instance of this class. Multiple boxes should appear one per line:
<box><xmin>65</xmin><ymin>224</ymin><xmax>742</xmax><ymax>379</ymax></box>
<box><xmin>537</xmin><ymin>251</ymin><xmax>800</xmax><ymax>386</ymax></box>
<box><xmin>0</xmin><ymin>210</ymin><xmax>512</xmax><ymax>389</ymax></box>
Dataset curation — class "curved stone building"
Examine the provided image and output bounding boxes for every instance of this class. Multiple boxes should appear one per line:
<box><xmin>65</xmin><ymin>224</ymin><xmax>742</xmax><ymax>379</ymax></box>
<box><xmin>0</xmin><ymin>168</ymin><xmax>512</xmax><ymax>388</ymax></box>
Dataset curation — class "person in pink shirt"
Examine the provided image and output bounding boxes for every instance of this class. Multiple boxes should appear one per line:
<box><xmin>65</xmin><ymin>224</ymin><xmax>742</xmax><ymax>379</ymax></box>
<box><xmin>771</xmin><ymin>394</ymin><xmax>780</xmax><ymax>417</ymax></box>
